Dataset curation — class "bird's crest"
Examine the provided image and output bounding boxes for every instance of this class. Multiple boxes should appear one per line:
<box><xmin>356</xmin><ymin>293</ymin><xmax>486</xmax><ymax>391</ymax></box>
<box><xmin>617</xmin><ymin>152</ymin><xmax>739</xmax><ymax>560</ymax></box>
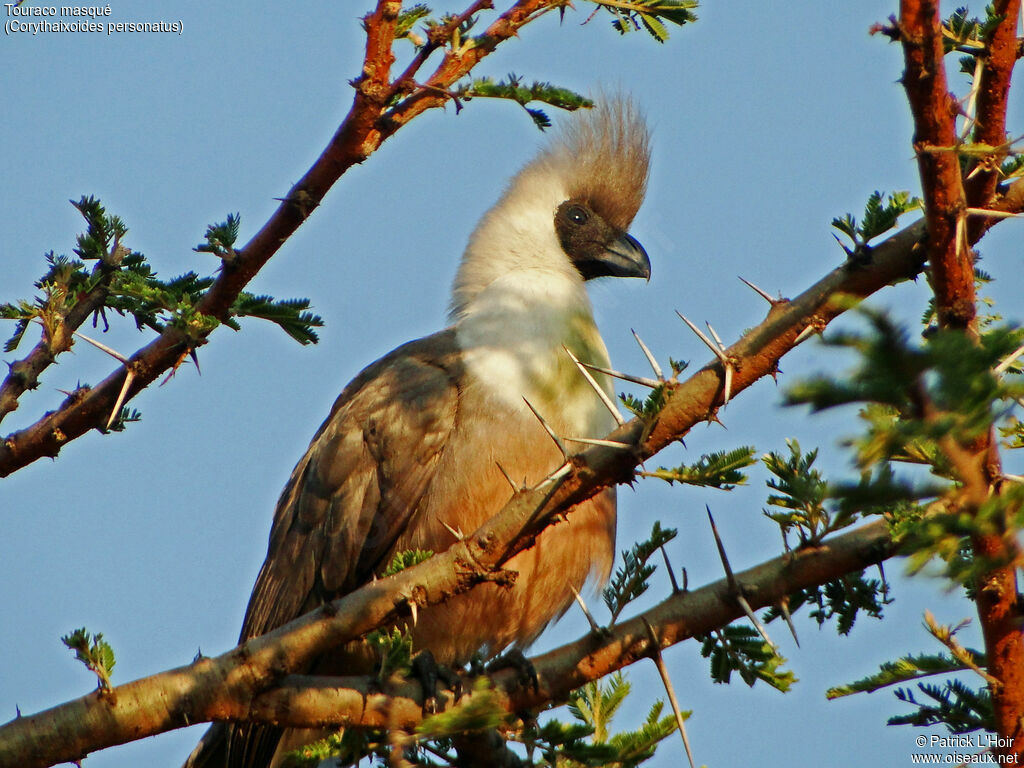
<box><xmin>541</xmin><ymin>96</ymin><xmax>651</xmax><ymax>231</ymax></box>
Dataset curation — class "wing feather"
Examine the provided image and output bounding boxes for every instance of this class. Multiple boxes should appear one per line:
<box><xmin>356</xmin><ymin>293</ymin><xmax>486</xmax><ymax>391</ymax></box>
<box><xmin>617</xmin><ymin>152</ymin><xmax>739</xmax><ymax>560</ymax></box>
<box><xmin>225</xmin><ymin>329</ymin><xmax>463</xmax><ymax>768</ymax></box>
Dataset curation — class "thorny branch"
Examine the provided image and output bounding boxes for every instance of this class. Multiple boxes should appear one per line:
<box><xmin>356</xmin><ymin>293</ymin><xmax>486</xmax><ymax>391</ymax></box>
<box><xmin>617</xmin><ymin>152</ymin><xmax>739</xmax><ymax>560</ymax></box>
<box><xmin>898</xmin><ymin>0</ymin><xmax>1024</xmax><ymax>760</ymax></box>
<box><xmin>0</xmin><ymin>515</ymin><xmax>893</xmax><ymax>768</ymax></box>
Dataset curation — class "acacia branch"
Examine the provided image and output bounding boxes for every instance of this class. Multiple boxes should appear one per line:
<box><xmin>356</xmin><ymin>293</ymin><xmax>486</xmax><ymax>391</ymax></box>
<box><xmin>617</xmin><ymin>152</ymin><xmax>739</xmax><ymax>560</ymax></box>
<box><xmin>900</xmin><ymin>2</ymin><xmax>1024</xmax><ymax>759</ymax></box>
<box><xmin>245</xmin><ymin>519</ymin><xmax>894</xmax><ymax>732</ymax></box>
<box><xmin>0</xmin><ymin>0</ymin><xmax>561</xmax><ymax>479</ymax></box>
<box><xmin>0</xmin><ymin>262</ymin><xmax>116</xmax><ymax>423</ymax></box>
<box><xmin>964</xmin><ymin>0</ymin><xmax>1021</xmax><ymax>220</ymax></box>
<box><xmin>0</xmin><ymin>516</ymin><xmax>893</xmax><ymax>768</ymax></box>
<box><xmin>6</xmin><ymin>175</ymin><xmax>1024</xmax><ymax>766</ymax></box>
<box><xmin>899</xmin><ymin>0</ymin><xmax>972</xmax><ymax>332</ymax></box>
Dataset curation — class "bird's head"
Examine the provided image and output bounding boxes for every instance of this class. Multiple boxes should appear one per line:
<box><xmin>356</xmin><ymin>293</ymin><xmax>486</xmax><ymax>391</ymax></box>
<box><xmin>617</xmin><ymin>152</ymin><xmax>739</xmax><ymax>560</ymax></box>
<box><xmin>450</xmin><ymin>97</ymin><xmax>651</xmax><ymax>319</ymax></box>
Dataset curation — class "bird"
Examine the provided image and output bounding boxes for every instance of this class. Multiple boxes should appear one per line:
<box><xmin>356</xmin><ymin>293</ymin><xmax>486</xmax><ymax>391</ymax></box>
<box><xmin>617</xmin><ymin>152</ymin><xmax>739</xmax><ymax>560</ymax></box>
<box><xmin>185</xmin><ymin>96</ymin><xmax>651</xmax><ymax>768</ymax></box>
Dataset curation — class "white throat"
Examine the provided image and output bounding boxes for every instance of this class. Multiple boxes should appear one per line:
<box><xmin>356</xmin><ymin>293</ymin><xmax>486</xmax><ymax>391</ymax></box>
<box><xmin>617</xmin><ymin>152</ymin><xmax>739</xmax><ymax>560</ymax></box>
<box><xmin>454</xmin><ymin>267</ymin><xmax>615</xmax><ymax>440</ymax></box>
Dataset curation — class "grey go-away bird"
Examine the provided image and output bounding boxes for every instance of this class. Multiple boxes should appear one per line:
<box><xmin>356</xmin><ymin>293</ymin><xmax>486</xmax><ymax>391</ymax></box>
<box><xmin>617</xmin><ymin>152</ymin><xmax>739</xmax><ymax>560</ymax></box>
<box><xmin>185</xmin><ymin>96</ymin><xmax>652</xmax><ymax>768</ymax></box>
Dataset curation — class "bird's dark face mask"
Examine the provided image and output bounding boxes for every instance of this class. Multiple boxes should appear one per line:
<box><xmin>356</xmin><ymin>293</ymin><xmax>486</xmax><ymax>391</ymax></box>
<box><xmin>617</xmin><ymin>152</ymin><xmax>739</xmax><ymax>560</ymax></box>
<box><xmin>554</xmin><ymin>199</ymin><xmax>651</xmax><ymax>281</ymax></box>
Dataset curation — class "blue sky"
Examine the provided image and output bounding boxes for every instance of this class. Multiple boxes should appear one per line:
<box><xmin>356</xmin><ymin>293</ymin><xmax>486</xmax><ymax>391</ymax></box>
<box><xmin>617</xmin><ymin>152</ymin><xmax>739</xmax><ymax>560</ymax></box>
<box><xmin>2</xmin><ymin>2</ymin><xmax>1023</xmax><ymax>766</ymax></box>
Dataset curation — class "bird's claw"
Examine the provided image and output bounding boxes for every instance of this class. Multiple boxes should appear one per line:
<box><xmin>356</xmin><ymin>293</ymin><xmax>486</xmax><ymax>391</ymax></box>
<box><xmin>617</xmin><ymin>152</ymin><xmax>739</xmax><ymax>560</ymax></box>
<box><xmin>411</xmin><ymin>650</ymin><xmax>463</xmax><ymax>714</ymax></box>
<box><xmin>486</xmin><ymin>648</ymin><xmax>539</xmax><ymax>694</ymax></box>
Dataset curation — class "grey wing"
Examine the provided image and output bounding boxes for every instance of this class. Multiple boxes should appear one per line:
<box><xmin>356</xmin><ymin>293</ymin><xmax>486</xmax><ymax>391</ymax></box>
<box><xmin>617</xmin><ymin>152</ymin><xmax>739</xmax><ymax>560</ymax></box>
<box><xmin>224</xmin><ymin>331</ymin><xmax>463</xmax><ymax>768</ymax></box>
<box><xmin>240</xmin><ymin>330</ymin><xmax>462</xmax><ymax>642</ymax></box>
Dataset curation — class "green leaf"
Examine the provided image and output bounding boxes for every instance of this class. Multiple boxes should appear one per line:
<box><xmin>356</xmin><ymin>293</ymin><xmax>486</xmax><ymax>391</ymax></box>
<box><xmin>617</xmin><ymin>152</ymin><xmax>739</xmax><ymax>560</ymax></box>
<box><xmin>229</xmin><ymin>293</ymin><xmax>324</xmax><ymax>345</ymax></box>
<box><xmin>890</xmin><ymin>679</ymin><xmax>993</xmax><ymax>733</ymax></box>
<box><xmin>831</xmin><ymin>190</ymin><xmax>922</xmax><ymax>250</ymax></box>
<box><xmin>417</xmin><ymin>677</ymin><xmax>509</xmax><ymax>738</ymax></box>
<box><xmin>643</xmin><ymin>446</ymin><xmax>756</xmax><ymax>490</ymax></box>
<box><xmin>195</xmin><ymin>213</ymin><xmax>241</xmax><ymax>258</ymax></box>
<box><xmin>455</xmin><ymin>74</ymin><xmax>593</xmax><ymax>130</ymax></box>
<box><xmin>700</xmin><ymin>625</ymin><xmax>795</xmax><ymax>691</ymax></box>
<box><xmin>602</xmin><ymin>522</ymin><xmax>677</xmax><ymax>623</ymax></box>
<box><xmin>381</xmin><ymin>549</ymin><xmax>433</xmax><ymax>576</ymax></box>
<box><xmin>827</xmin><ymin>652</ymin><xmax>981</xmax><ymax>699</ymax></box>
<box><xmin>604</xmin><ymin>0</ymin><xmax>697</xmax><ymax>41</ymax></box>
<box><xmin>61</xmin><ymin>627</ymin><xmax>116</xmax><ymax>691</ymax></box>
<box><xmin>620</xmin><ymin>382</ymin><xmax>669</xmax><ymax>419</ymax></box>
<box><xmin>395</xmin><ymin>3</ymin><xmax>431</xmax><ymax>40</ymax></box>
<box><xmin>764</xmin><ymin>571</ymin><xmax>890</xmax><ymax>636</ymax></box>
<box><xmin>365</xmin><ymin>627</ymin><xmax>414</xmax><ymax>681</ymax></box>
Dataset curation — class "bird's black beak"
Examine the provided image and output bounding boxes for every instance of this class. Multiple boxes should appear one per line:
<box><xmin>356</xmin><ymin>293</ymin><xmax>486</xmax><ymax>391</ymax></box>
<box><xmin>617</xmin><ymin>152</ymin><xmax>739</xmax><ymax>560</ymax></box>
<box><xmin>597</xmin><ymin>232</ymin><xmax>651</xmax><ymax>280</ymax></box>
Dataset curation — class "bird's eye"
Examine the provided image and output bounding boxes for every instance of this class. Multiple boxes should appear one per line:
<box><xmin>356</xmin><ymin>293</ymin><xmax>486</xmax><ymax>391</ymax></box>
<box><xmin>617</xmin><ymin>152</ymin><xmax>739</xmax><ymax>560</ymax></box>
<box><xmin>567</xmin><ymin>205</ymin><xmax>589</xmax><ymax>225</ymax></box>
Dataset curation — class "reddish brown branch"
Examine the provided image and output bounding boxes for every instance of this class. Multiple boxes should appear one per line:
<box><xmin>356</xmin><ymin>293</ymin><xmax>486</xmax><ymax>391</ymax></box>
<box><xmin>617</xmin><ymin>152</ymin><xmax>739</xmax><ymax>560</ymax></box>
<box><xmin>900</xmin><ymin>2</ymin><xmax>1024</xmax><ymax>760</ymax></box>
<box><xmin>0</xmin><ymin>263</ymin><xmax>116</xmax><ymax>424</ymax></box>
<box><xmin>964</xmin><ymin>0</ymin><xmax>1022</xmax><ymax>220</ymax></box>
<box><xmin>899</xmin><ymin>0</ymin><xmax>973</xmax><ymax>331</ymax></box>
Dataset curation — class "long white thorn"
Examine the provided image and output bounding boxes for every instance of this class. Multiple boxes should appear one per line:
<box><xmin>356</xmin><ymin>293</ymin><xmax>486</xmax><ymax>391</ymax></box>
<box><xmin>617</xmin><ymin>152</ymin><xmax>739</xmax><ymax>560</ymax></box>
<box><xmin>705</xmin><ymin>321</ymin><xmax>735</xmax><ymax>402</ymax></box>
<box><xmin>72</xmin><ymin>330</ymin><xmax>129</xmax><ymax>363</ymax></box>
<box><xmin>562</xmin><ymin>346</ymin><xmax>625</xmax><ymax>426</ymax></box>
<box><xmin>965</xmin><ymin>207</ymin><xmax>1024</xmax><ymax>220</ymax></box>
<box><xmin>631</xmin><ymin>329</ymin><xmax>665</xmax><ymax>381</ymax></box>
<box><xmin>708</xmin><ymin>506</ymin><xmax>777</xmax><ymax>652</ymax></box>
<box><xmin>995</xmin><ymin>342</ymin><xmax>1024</xmax><ymax>374</ymax></box>
<box><xmin>568</xmin><ymin>582</ymin><xmax>602</xmax><ymax>633</ymax></box>
<box><xmin>779</xmin><ymin>597</ymin><xmax>800</xmax><ymax>648</ymax></box>
<box><xmin>705</xmin><ymin>321</ymin><xmax>725</xmax><ymax>349</ymax></box>
<box><xmin>534</xmin><ymin>461</ymin><xmax>572</xmax><ymax>489</ymax></box>
<box><xmin>578</xmin><ymin>359</ymin><xmax>660</xmax><ymax>389</ymax></box>
<box><xmin>794</xmin><ymin>324</ymin><xmax>819</xmax><ymax>345</ymax></box>
<box><xmin>959</xmin><ymin>54</ymin><xmax>984</xmax><ymax>142</ymax></box>
<box><xmin>565</xmin><ymin>436</ymin><xmax>634</xmax><ymax>450</ymax></box>
<box><xmin>106</xmin><ymin>368</ymin><xmax>135</xmax><ymax>430</ymax></box>
<box><xmin>643</xmin><ymin>619</ymin><xmax>696</xmax><ymax>768</ymax></box>
<box><xmin>440</xmin><ymin>520</ymin><xmax>465</xmax><ymax>542</ymax></box>
<box><xmin>736</xmin><ymin>594</ymin><xmax>777</xmax><ymax>653</ymax></box>
<box><xmin>495</xmin><ymin>461</ymin><xmax>521</xmax><ymax>493</ymax></box>
<box><xmin>523</xmin><ymin>398</ymin><xmax>568</xmax><ymax>459</ymax></box>
<box><xmin>738</xmin><ymin>276</ymin><xmax>776</xmax><ymax>304</ymax></box>
<box><xmin>678</xmin><ymin>313</ymin><xmax>734</xmax><ymax>404</ymax></box>
<box><xmin>676</xmin><ymin>311</ymin><xmax>726</xmax><ymax>362</ymax></box>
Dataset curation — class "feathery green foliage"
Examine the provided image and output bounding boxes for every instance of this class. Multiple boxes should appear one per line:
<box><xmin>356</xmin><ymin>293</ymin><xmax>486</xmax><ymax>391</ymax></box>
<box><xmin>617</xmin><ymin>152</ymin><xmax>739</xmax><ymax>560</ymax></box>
<box><xmin>831</xmin><ymin>190</ymin><xmax>923</xmax><ymax>253</ymax></box>
<box><xmin>642</xmin><ymin>446</ymin><xmax>756</xmax><ymax>489</ymax></box>
<box><xmin>382</xmin><ymin>549</ymin><xmax>435</xmax><ymax>576</ymax></box>
<box><xmin>456</xmin><ymin>75</ymin><xmax>592</xmax><ymax>130</ymax></box>
<box><xmin>597</xmin><ymin>0</ymin><xmax>698</xmax><ymax>43</ymax></box>
<box><xmin>61</xmin><ymin>627</ymin><xmax>116</xmax><ymax>692</ymax></box>
<box><xmin>0</xmin><ymin>199</ymin><xmax>326</xmax><ymax>425</ymax></box>
<box><xmin>765</xmin><ymin>571</ymin><xmax>890</xmax><ymax>636</ymax></box>
<box><xmin>194</xmin><ymin>213</ymin><xmax>241</xmax><ymax>259</ymax></box>
<box><xmin>418</xmin><ymin>677</ymin><xmax>510</xmax><ymax>738</ymax></box>
<box><xmin>603</xmin><ymin>522</ymin><xmax>677</xmax><ymax>623</ymax></box>
<box><xmin>943</xmin><ymin>6</ymin><xmax>1004</xmax><ymax>55</ymax></box>
<box><xmin>394</xmin><ymin>3</ymin><xmax>431</xmax><ymax>41</ymax></box>
<box><xmin>827</xmin><ymin>651</ymin><xmax>980</xmax><ymax>699</ymax></box>
<box><xmin>700</xmin><ymin>625</ymin><xmax>794</xmax><ymax>692</ymax></box>
<box><xmin>366</xmin><ymin>627</ymin><xmax>415</xmax><ymax>681</ymax></box>
<box><xmin>786</xmin><ymin>311</ymin><xmax>1024</xmax><ymax>583</ymax></box>
<box><xmin>228</xmin><ymin>294</ymin><xmax>324</xmax><ymax>345</ymax></box>
<box><xmin>889</xmin><ymin>679</ymin><xmax>993</xmax><ymax>733</ymax></box>
<box><xmin>620</xmin><ymin>382</ymin><xmax>669</xmax><ymax>420</ymax></box>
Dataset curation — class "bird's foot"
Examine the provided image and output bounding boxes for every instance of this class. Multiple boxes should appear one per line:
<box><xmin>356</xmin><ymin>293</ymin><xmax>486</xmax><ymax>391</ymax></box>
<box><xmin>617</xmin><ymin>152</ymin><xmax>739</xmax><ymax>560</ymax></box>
<box><xmin>485</xmin><ymin>648</ymin><xmax>539</xmax><ymax>694</ymax></box>
<box><xmin>410</xmin><ymin>649</ymin><xmax>463</xmax><ymax>714</ymax></box>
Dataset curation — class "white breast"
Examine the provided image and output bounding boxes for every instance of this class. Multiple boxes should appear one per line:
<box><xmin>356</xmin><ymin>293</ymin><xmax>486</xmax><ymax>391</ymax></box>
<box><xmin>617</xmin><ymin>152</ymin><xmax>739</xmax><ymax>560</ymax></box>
<box><xmin>455</xmin><ymin>268</ymin><xmax>616</xmax><ymax>440</ymax></box>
